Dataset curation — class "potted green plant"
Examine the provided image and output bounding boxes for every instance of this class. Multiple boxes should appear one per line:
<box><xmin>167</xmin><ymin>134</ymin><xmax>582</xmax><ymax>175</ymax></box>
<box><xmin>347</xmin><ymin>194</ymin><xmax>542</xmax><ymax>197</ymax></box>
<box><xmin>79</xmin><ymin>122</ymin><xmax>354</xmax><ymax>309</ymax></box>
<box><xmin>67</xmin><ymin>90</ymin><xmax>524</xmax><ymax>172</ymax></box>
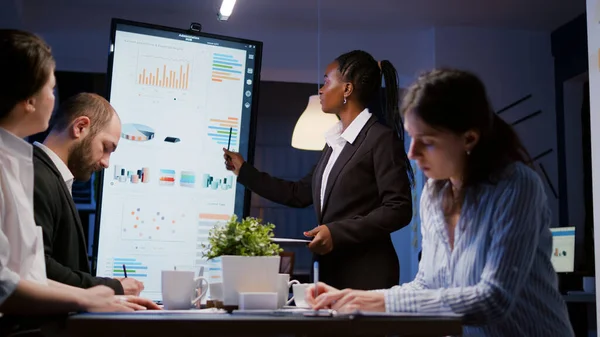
<box><xmin>202</xmin><ymin>215</ymin><xmax>282</xmax><ymax>306</ymax></box>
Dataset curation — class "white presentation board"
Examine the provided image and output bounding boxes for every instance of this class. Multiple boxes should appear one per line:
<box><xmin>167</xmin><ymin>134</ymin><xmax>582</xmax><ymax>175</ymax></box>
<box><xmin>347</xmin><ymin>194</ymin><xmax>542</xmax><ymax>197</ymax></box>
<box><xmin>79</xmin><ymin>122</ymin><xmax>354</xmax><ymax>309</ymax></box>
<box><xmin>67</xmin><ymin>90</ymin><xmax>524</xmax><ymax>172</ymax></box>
<box><xmin>93</xmin><ymin>19</ymin><xmax>262</xmax><ymax>301</ymax></box>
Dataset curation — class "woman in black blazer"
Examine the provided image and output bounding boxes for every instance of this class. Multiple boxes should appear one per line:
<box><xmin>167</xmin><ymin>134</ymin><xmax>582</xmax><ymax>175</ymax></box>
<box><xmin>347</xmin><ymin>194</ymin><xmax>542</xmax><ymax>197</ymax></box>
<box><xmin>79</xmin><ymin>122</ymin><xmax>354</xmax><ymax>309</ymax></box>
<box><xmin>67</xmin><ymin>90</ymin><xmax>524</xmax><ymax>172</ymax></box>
<box><xmin>223</xmin><ymin>50</ymin><xmax>413</xmax><ymax>290</ymax></box>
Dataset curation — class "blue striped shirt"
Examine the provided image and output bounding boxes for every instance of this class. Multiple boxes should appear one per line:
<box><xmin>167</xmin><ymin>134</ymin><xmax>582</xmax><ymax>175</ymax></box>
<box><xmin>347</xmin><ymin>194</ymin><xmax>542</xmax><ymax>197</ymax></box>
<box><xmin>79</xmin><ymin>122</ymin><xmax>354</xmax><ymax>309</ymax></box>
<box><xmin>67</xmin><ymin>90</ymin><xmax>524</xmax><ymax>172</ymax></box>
<box><xmin>381</xmin><ymin>162</ymin><xmax>574</xmax><ymax>336</ymax></box>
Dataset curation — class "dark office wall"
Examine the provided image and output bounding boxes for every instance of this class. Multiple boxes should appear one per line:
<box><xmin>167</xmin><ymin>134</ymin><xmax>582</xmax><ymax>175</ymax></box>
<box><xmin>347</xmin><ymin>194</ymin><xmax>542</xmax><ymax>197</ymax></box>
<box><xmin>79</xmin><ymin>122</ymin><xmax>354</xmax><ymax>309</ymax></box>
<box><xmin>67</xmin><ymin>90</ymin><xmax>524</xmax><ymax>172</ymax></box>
<box><xmin>551</xmin><ymin>13</ymin><xmax>594</xmax><ymax>276</ymax></box>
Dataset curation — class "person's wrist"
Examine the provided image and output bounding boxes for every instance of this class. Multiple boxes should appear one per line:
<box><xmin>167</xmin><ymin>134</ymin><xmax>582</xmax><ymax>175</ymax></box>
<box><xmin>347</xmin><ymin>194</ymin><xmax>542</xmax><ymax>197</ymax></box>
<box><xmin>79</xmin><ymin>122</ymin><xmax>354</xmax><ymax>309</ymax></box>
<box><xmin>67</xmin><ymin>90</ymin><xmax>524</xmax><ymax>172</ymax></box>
<box><xmin>376</xmin><ymin>292</ymin><xmax>386</xmax><ymax>312</ymax></box>
<box><xmin>236</xmin><ymin>161</ymin><xmax>247</xmax><ymax>176</ymax></box>
<box><xmin>74</xmin><ymin>289</ymin><xmax>93</xmax><ymax>311</ymax></box>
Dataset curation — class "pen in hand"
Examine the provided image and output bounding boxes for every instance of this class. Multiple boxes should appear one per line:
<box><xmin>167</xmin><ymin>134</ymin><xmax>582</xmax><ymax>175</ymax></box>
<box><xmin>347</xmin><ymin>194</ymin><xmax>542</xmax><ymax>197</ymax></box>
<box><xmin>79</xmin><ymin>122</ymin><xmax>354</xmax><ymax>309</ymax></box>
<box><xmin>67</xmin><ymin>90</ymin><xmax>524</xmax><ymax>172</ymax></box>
<box><xmin>227</xmin><ymin>126</ymin><xmax>233</xmax><ymax>151</ymax></box>
<box><xmin>122</xmin><ymin>264</ymin><xmax>128</xmax><ymax>278</ymax></box>
<box><xmin>313</xmin><ymin>261</ymin><xmax>319</xmax><ymax>303</ymax></box>
<box><xmin>225</xmin><ymin>127</ymin><xmax>233</xmax><ymax>169</ymax></box>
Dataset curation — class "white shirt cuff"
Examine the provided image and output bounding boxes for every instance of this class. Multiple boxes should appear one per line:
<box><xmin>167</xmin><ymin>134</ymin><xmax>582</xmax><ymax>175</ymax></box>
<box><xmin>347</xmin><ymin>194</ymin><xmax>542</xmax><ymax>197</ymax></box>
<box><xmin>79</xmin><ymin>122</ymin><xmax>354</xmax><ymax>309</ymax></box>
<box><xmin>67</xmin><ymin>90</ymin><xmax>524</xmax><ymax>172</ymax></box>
<box><xmin>0</xmin><ymin>267</ymin><xmax>20</xmax><ymax>307</ymax></box>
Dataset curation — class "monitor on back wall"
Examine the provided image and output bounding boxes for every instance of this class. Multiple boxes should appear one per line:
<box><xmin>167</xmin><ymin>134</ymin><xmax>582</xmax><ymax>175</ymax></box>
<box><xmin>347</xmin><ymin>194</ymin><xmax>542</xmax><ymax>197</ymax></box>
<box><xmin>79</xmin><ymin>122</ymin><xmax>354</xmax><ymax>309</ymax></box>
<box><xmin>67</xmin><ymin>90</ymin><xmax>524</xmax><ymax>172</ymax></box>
<box><xmin>92</xmin><ymin>18</ymin><xmax>262</xmax><ymax>301</ymax></box>
<box><xmin>550</xmin><ymin>226</ymin><xmax>576</xmax><ymax>273</ymax></box>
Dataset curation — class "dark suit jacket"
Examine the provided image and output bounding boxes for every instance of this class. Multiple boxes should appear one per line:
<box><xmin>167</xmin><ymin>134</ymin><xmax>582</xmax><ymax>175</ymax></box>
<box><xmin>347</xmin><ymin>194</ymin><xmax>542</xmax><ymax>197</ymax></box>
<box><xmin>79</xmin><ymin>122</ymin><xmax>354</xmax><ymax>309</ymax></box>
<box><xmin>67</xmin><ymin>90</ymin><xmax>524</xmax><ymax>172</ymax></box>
<box><xmin>238</xmin><ymin>116</ymin><xmax>412</xmax><ymax>290</ymax></box>
<box><xmin>33</xmin><ymin>146</ymin><xmax>124</xmax><ymax>294</ymax></box>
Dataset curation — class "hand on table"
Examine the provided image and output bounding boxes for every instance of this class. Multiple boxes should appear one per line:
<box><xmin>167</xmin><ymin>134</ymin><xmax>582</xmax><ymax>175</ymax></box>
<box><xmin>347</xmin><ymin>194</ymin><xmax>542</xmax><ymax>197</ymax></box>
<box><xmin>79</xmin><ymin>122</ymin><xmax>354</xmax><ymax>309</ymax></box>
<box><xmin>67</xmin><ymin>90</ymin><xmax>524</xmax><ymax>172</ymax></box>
<box><xmin>116</xmin><ymin>295</ymin><xmax>162</xmax><ymax>311</ymax></box>
<box><xmin>116</xmin><ymin>277</ymin><xmax>144</xmax><ymax>296</ymax></box>
<box><xmin>305</xmin><ymin>225</ymin><xmax>333</xmax><ymax>255</ymax></box>
<box><xmin>305</xmin><ymin>282</ymin><xmax>339</xmax><ymax>306</ymax></box>
<box><xmin>223</xmin><ymin>148</ymin><xmax>245</xmax><ymax>175</ymax></box>
<box><xmin>311</xmin><ymin>287</ymin><xmax>386</xmax><ymax>313</ymax></box>
<box><xmin>80</xmin><ymin>285</ymin><xmax>133</xmax><ymax>312</ymax></box>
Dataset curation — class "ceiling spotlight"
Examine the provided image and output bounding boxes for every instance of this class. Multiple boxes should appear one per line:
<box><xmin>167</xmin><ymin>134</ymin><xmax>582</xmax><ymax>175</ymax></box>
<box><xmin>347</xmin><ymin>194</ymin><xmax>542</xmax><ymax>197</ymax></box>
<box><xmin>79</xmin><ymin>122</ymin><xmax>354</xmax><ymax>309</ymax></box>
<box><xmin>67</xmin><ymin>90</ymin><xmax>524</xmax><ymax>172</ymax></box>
<box><xmin>217</xmin><ymin>0</ymin><xmax>237</xmax><ymax>21</ymax></box>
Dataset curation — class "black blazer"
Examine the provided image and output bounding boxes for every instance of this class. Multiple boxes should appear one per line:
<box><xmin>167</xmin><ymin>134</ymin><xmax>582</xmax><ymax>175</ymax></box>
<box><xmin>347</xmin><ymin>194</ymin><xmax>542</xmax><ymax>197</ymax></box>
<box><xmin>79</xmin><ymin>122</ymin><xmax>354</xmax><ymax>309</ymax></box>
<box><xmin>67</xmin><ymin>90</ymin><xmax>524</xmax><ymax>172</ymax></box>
<box><xmin>238</xmin><ymin>116</ymin><xmax>412</xmax><ymax>290</ymax></box>
<box><xmin>33</xmin><ymin>146</ymin><xmax>124</xmax><ymax>294</ymax></box>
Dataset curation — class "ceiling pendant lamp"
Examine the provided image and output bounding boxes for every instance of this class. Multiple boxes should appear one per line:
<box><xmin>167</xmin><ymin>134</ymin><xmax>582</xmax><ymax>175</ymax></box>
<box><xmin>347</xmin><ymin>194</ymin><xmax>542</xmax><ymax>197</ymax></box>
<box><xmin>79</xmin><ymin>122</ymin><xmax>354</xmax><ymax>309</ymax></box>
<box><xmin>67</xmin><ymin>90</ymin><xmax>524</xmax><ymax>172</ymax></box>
<box><xmin>290</xmin><ymin>0</ymin><xmax>338</xmax><ymax>151</ymax></box>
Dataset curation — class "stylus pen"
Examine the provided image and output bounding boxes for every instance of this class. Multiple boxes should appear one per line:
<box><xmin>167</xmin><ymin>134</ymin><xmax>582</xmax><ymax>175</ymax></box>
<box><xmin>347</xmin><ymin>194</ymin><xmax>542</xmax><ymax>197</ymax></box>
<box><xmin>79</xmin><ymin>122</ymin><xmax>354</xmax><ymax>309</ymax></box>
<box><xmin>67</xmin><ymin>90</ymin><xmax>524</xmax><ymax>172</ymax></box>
<box><xmin>313</xmin><ymin>261</ymin><xmax>319</xmax><ymax>301</ymax></box>
<box><xmin>227</xmin><ymin>127</ymin><xmax>233</xmax><ymax>150</ymax></box>
<box><xmin>122</xmin><ymin>264</ymin><xmax>128</xmax><ymax>278</ymax></box>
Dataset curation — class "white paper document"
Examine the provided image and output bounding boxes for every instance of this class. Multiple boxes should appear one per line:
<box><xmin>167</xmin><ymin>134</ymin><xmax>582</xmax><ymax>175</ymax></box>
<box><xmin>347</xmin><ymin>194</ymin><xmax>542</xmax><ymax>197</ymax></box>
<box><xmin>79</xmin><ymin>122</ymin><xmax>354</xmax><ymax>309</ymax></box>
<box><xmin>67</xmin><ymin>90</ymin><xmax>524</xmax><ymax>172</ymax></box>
<box><xmin>270</xmin><ymin>238</ymin><xmax>311</xmax><ymax>243</ymax></box>
<box><xmin>132</xmin><ymin>308</ymin><xmax>227</xmax><ymax>314</ymax></box>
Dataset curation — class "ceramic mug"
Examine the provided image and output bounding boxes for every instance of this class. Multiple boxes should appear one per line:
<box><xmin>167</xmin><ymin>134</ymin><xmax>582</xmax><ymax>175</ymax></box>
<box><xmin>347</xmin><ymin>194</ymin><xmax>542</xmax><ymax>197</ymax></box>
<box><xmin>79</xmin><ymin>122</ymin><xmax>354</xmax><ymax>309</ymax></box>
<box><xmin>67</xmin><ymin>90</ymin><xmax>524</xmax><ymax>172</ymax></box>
<box><xmin>209</xmin><ymin>282</ymin><xmax>224</xmax><ymax>301</ymax></box>
<box><xmin>162</xmin><ymin>270</ymin><xmax>208</xmax><ymax>310</ymax></box>
<box><xmin>277</xmin><ymin>273</ymin><xmax>300</xmax><ymax>308</ymax></box>
<box><xmin>288</xmin><ymin>283</ymin><xmax>311</xmax><ymax>308</ymax></box>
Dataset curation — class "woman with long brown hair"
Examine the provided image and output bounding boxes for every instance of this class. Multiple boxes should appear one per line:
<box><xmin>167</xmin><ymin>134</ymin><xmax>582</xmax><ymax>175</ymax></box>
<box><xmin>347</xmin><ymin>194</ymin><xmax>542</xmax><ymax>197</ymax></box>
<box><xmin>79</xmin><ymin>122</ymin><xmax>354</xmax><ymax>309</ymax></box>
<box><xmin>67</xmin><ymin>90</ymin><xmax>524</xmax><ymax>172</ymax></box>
<box><xmin>306</xmin><ymin>68</ymin><xmax>573</xmax><ymax>336</ymax></box>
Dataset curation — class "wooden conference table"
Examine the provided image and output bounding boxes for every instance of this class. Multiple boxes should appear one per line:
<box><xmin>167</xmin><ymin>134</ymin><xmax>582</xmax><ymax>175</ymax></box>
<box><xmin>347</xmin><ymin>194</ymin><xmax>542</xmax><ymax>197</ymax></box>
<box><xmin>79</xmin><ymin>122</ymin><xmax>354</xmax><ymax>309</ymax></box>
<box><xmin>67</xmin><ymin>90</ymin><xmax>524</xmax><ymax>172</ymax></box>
<box><xmin>60</xmin><ymin>310</ymin><xmax>463</xmax><ymax>337</ymax></box>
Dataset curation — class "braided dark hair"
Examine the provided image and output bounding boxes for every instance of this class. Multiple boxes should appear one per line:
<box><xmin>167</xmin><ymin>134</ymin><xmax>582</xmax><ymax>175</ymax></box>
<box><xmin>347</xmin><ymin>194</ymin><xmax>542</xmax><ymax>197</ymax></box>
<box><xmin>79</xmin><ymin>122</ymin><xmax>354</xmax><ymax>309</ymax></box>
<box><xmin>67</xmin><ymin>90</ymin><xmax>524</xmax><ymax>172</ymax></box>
<box><xmin>335</xmin><ymin>50</ymin><xmax>414</xmax><ymax>186</ymax></box>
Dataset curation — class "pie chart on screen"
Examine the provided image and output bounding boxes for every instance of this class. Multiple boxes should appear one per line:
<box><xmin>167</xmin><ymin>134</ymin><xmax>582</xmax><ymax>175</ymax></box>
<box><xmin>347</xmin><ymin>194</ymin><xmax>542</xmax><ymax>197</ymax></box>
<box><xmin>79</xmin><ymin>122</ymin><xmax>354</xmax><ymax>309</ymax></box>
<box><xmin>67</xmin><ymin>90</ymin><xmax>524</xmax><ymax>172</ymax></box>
<box><xmin>121</xmin><ymin>123</ymin><xmax>155</xmax><ymax>141</ymax></box>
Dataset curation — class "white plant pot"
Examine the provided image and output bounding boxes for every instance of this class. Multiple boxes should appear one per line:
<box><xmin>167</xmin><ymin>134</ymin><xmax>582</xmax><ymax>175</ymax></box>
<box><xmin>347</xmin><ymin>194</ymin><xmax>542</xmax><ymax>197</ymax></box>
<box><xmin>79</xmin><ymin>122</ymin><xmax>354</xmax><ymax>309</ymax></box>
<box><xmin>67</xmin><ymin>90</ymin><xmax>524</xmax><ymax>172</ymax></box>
<box><xmin>220</xmin><ymin>255</ymin><xmax>280</xmax><ymax>306</ymax></box>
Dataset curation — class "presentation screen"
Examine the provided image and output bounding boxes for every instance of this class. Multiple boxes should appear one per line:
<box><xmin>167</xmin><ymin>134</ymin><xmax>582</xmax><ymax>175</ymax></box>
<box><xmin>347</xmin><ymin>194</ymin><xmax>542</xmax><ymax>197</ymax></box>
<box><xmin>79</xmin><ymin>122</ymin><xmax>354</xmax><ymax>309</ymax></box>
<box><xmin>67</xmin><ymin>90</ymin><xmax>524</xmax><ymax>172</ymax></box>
<box><xmin>93</xmin><ymin>19</ymin><xmax>261</xmax><ymax>301</ymax></box>
<box><xmin>549</xmin><ymin>227</ymin><xmax>576</xmax><ymax>273</ymax></box>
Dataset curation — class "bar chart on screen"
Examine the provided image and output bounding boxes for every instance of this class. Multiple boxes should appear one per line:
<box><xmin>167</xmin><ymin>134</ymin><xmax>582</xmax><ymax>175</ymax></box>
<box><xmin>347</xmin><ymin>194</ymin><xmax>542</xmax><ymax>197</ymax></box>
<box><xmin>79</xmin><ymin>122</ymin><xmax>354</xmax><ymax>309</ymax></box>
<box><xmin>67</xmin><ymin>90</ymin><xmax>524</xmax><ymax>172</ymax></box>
<box><xmin>131</xmin><ymin>52</ymin><xmax>207</xmax><ymax>104</ymax></box>
<box><xmin>111</xmin><ymin>257</ymin><xmax>149</xmax><ymax>278</ymax></box>
<box><xmin>208</xmin><ymin>117</ymin><xmax>239</xmax><ymax>149</ymax></box>
<box><xmin>201</xmin><ymin>173</ymin><xmax>234</xmax><ymax>191</ymax></box>
<box><xmin>112</xmin><ymin>165</ymin><xmax>150</xmax><ymax>184</ymax></box>
<box><xmin>137</xmin><ymin>56</ymin><xmax>191</xmax><ymax>90</ymax></box>
<box><xmin>104</xmin><ymin>256</ymin><xmax>165</xmax><ymax>300</ymax></box>
<box><xmin>211</xmin><ymin>53</ymin><xmax>244</xmax><ymax>82</ymax></box>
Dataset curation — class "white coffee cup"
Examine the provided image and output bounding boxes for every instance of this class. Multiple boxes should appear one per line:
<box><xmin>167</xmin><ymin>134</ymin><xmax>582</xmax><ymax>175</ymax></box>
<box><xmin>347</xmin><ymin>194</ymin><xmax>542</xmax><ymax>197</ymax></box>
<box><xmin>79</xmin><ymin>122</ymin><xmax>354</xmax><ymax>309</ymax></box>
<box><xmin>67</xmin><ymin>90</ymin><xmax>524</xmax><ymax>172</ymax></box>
<box><xmin>209</xmin><ymin>282</ymin><xmax>224</xmax><ymax>301</ymax></box>
<box><xmin>277</xmin><ymin>273</ymin><xmax>300</xmax><ymax>308</ymax></box>
<box><xmin>289</xmin><ymin>283</ymin><xmax>311</xmax><ymax>308</ymax></box>
<box><xmin>161</xmin><ymin>270</ymin><xmax>208</xmax><ymax>310</ymax></box>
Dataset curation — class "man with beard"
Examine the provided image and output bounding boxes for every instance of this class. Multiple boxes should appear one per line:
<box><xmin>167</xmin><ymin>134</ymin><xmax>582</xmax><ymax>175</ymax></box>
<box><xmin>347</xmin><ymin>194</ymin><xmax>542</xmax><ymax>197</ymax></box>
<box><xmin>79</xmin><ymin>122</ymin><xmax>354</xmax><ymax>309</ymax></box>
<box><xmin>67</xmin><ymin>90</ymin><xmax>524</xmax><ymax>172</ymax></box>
<box><xmin>32</xmin><ymin>92</ymin><xmax>144</xmax><ymax>296</ymax></box>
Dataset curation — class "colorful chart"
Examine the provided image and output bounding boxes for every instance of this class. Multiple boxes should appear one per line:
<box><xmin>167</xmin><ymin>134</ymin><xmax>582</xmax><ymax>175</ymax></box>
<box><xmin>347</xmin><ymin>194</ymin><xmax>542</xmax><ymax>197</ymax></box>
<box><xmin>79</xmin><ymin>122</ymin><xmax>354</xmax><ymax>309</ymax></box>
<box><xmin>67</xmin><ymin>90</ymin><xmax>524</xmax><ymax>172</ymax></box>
<box><xmin>113</xmin><ymin>165</ymin><xmax>150</xmax><ymax>184</ymax></box>
<box><xmin>159</xmin><ymin>169</ymin><xmax>176</xmax><ymax>186</ymax></box>
<box><xmin>201</xmin><ymin>173</ymin><xmax>234</xmax><ymax>190</ymax></box>
<box><xmin>121</xmin><ymin>123</ymin><xmax>155</xmax><ymax>141</ymax></box>
<box><xmin>112</xmin><ymin>257</ymin><xmax>148</xmax><ymax>278</ymax></box>
<box><xmin>121</xmin><ymin>206</ymin><xmax>187</xmax><ymax>242</ymax></box>
<box><xmin>208</xmin><ymin>117</ymin><xmax>239</xmax><ymax>148</ymax></box>
<box><xmin>211</xmin><ymin>53</ymin><xmax>243</xmax><ymax>82</ymax></box>
<box><xmin>138</xmin><ymin>62</ymin><xmax>190</xmax><ymax>90</ymax></box>
<box><xmin>180</xmin><ymin>171</ymin><xmax>196</xmax><ymax>187</ymax></box>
